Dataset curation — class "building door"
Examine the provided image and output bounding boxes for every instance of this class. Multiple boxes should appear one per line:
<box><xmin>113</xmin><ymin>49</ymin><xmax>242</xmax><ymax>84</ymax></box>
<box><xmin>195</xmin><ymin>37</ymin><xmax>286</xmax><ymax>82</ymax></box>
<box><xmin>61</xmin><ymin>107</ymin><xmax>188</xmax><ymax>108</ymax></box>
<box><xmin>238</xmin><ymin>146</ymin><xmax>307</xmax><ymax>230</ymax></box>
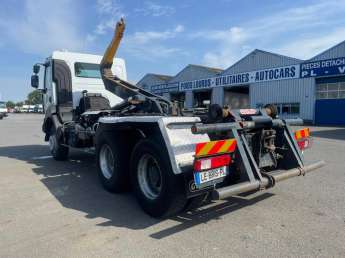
<box><xmin>193</xmin><ymin>90</ymin><xmax>212</xmax><ymax>108</ymax></box>
<box><xmin>170</xmin><ymin>92</ymin><xmax>185</xmax><ymax>109</ymax></box>
<box><xmin>224</xmin><ymin>85</ymin><xmax>249</xmax><ymax>109</ymax></box>
<box><xmin>315</xmin><ymin>77</ymin><xmax>345</xmax><ymax>125</ymax></box>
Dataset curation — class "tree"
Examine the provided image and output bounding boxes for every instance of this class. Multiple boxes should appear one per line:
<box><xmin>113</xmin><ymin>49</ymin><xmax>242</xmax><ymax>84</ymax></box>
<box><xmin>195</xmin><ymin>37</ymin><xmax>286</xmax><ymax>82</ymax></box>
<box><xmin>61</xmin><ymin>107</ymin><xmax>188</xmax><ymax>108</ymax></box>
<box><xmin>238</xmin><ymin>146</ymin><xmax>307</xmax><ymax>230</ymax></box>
<box><xmin>16</xmin><ymin>101</ymin><xmax>23</xmax><ymax>107</ymax></box>
<box><xmin>6</xmin><ymin>101</ymin><xmax>15</xmax><ymax>109</ymax></box>
<box><xmin>27</xmin><ymin>90</ymin><xmax>43</xmax><ymax>105</ymax></box>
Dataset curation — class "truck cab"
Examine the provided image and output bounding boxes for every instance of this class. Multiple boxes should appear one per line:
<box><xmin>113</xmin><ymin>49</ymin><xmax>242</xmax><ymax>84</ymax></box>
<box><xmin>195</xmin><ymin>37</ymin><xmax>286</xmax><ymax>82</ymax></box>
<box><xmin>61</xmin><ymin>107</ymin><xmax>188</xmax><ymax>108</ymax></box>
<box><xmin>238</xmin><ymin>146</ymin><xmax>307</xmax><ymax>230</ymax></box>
<box><xmin>32</xmin><ymin>50</ymin><xmax>127</xmax><ymax>122</ymax></box>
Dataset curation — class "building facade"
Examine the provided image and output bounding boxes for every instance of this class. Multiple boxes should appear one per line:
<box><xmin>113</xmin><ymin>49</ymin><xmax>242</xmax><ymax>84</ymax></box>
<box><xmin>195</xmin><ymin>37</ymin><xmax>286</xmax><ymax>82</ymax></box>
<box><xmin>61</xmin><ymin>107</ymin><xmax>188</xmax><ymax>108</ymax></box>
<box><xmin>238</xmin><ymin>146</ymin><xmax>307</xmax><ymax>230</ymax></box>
<box><xmin>137</xmin><ymin>41</ymin><xmax>345</xmax><ymax>125</ymax></box>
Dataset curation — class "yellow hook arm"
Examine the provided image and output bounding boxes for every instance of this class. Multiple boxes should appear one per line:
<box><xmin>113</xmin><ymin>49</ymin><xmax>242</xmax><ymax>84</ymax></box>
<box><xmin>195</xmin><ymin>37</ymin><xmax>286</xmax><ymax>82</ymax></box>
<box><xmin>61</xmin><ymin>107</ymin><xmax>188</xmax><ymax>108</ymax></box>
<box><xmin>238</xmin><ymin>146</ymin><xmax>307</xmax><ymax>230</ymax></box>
<box><xmin>100</xmin><ymin>18</ymin><xmax>126</xmax><ymax>68</ymax></box>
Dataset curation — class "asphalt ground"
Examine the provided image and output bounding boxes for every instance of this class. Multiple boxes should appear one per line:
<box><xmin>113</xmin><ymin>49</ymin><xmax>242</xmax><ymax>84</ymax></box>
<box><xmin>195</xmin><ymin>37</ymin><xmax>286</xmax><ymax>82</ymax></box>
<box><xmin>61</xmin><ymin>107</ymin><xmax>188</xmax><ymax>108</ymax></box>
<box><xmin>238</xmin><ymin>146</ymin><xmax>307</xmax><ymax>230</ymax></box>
<box><xmin>0</xmin><ymin>114</ymin><xmax>344</xmax><ymax>258</ymax></box>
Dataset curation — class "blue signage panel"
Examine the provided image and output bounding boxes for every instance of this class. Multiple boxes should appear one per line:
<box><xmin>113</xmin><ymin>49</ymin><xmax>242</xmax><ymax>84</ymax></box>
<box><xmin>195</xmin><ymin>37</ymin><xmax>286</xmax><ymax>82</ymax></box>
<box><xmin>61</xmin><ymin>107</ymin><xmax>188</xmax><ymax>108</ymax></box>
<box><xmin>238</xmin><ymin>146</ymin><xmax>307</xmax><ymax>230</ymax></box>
<box><xmin>150</xmin><ymin>82</ymin><xmax>179</xmax><ymax>94</ymax></box>
<box><xmin>179</xmin><ymin>65</ymin><xmax>299</xmax><ymax>91</ymax></box>
<box><xmin>301</xmin><ymin>57</ymin><xmax>345</xmax><ymax>78</ymax></box>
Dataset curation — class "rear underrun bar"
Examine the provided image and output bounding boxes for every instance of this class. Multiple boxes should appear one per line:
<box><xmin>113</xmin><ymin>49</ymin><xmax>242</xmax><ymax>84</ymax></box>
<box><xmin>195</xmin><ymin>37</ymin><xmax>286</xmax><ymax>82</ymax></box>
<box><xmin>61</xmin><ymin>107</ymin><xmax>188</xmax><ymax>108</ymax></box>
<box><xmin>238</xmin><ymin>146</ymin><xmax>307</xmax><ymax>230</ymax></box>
<box><xmin>212</xmin><ymin>160</ymin><xmax>326</xmax><ymax>200</ymax></box>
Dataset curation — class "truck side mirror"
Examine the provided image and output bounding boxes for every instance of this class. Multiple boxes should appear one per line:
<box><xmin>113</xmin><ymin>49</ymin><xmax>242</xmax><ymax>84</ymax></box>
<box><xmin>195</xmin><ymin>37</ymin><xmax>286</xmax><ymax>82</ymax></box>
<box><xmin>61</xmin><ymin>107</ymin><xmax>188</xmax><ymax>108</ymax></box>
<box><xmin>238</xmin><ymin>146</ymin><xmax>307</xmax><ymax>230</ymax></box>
<box><xmin>33</xmin><ymin>64</ymin><xmax>40</xmax><ymax>74</ymax></box>
<box><xmin>31</xmin><ymin>74</ymin><xmax>39</xmax><ymax>88</ymax></box>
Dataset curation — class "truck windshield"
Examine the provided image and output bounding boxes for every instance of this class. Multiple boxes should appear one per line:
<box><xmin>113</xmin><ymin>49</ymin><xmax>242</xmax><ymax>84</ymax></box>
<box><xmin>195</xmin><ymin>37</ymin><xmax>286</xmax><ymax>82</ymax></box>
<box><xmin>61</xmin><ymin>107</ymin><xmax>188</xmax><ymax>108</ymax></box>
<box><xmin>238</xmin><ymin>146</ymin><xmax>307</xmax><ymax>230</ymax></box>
<box><xmin>74</xmin><ymin>62</ymin><xmax>101</xmax><ymax>78</ymax></box>
<box><xmin>0</xmin><ymin>102</ymin><xmax>5</xmax><ymax>108</ymax></box>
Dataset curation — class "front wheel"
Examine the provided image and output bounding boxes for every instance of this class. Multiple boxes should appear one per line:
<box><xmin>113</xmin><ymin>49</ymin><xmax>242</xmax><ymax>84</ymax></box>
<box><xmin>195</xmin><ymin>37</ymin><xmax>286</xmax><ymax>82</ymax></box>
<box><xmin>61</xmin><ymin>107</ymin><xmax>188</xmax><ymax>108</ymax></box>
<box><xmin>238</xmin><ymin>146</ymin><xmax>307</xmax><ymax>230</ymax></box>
<box><xmin>131</xmin><ymin>138</ymin><xmax>187</xmax><ymax>218</ymax></box>
<box><xmin>49</xmin><ymin>131</ymin><xmax>69</xmax><ymax>161</ymax></box>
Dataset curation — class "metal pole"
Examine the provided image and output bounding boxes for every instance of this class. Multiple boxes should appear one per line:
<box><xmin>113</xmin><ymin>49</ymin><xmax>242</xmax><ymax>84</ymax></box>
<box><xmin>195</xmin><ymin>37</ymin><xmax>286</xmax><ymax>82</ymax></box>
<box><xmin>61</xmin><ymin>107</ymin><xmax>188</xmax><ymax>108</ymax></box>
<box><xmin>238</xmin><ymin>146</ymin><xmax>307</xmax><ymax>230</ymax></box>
<box><xmin>213</xmin><ymin>160</ymin><xmax>325</xmax><ymax>200</ymax></box>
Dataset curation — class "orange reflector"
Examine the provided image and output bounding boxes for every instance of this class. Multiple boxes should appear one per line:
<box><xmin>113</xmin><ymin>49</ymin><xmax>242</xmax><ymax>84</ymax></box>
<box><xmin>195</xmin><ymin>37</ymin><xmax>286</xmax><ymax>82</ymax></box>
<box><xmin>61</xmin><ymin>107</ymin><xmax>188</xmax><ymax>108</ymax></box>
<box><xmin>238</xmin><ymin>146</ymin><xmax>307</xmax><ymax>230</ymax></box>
<box><xmin>195</xmin><ymin>139</ymin><xmax>236</xmax><ymax>158</ymax></box>
<box><xmin>294</xmin><ymin>128</ymin><xmax>310</xmax><ymax>140</ymax></box>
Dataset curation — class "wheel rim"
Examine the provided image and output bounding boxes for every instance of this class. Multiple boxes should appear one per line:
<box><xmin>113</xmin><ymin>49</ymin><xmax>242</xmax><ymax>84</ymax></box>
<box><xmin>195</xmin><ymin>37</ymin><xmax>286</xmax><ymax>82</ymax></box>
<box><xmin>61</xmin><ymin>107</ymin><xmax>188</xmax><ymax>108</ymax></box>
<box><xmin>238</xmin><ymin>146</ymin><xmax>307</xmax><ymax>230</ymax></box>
<box><xmin>99</xmin><ymin>144</ymin><xmax>115</xmax><ymax>179</ymax></box>
<box><xmin>137</xmin><ymin>154</ymin><xmax>162</xmax><ymax>200</ymax></box>
<box><xmin>49</xmin><ymin>135</ymin><xmax>56</xmax><ymax>152</ymax></box>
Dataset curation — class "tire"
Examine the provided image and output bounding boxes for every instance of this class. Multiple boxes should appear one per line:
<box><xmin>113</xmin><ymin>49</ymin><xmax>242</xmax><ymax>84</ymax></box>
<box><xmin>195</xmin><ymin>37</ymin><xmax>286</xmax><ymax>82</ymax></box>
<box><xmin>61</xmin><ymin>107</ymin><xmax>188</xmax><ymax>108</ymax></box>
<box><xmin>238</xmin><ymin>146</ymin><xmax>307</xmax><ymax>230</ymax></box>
<box><xmin>96</xmin><ymin>132</ymin><xmax>130</xmax><ymax>193</ymax></box>
<box><xmin>130</xmin><ymin>138</ymin><xmax>187</xmax><ymax>218</ymax></box>
<box><xmin>49</xmin><ymin>130</ymin><xmax>69</xmax><ymax>161</ymax></box>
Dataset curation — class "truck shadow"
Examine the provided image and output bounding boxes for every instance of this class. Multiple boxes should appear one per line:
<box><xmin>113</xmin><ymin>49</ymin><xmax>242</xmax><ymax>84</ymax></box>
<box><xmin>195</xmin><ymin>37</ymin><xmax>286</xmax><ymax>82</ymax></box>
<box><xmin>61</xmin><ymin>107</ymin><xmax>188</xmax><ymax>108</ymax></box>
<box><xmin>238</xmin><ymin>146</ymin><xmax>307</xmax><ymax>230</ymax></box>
<box><xmin>0</xmin><ymin>144</ymin><xmax>273</xmax><ymax>238</ymax></box>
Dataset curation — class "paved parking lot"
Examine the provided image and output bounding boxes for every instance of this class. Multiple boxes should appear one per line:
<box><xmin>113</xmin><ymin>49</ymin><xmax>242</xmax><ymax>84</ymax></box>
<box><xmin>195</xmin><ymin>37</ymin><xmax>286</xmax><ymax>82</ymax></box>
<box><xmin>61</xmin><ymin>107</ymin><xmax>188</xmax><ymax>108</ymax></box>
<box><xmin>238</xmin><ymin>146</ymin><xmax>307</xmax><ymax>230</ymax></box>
<box><xmin>0</xmin><ymin>114</ymin><xmax>344</xmax><ymax>258</ymax></box>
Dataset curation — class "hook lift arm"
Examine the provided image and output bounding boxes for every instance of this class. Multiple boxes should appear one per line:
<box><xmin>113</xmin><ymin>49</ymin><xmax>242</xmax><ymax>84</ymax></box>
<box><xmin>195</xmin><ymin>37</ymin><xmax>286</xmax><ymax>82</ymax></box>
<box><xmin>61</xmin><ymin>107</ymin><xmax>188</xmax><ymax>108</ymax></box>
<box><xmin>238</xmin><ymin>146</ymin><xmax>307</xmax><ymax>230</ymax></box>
<box><xmin>100</xmin><ymin>18</ymin><xmax>126</xmax><ymax>69</ymax></box>
<box><xmin>100</xmin><ymin>18</ymin><xmax>173</xmax><ymax>115</ymax></box>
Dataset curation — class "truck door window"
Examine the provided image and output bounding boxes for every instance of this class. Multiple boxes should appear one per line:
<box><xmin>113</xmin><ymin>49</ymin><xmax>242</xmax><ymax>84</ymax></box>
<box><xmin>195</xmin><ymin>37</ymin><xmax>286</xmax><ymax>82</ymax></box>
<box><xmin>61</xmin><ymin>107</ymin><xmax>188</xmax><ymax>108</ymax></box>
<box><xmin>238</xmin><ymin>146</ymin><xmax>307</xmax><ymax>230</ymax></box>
<box><xmin>44</xmin><ymin>62</ymin><xmax>52</xmax><ymax>90</ymax></box>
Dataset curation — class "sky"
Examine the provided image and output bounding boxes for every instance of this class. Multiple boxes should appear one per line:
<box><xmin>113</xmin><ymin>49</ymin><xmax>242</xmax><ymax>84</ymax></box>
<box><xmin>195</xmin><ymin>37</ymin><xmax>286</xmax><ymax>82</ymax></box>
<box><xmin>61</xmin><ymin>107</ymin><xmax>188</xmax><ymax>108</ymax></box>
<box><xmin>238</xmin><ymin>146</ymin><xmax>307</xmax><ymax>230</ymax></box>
<box><xmin>1</xmin><ymin>0</ymin><xmax>345</xmax><ymax>101</ymax></box>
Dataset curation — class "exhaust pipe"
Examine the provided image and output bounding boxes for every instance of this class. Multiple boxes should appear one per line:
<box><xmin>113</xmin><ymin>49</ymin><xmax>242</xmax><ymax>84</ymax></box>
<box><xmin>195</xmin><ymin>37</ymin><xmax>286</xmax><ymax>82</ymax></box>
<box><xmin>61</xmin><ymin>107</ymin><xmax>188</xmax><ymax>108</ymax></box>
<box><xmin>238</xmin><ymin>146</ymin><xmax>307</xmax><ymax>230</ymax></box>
<box><xmin>213</xmin><ymin>160</ymin><xmax>326</xmax><ymax>200</ymax></box>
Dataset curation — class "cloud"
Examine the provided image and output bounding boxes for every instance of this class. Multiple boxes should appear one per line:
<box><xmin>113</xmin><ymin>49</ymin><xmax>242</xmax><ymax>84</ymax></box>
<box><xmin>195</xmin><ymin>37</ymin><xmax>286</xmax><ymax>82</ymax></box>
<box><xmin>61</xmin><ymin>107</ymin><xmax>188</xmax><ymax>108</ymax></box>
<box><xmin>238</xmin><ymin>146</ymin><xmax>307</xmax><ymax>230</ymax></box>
<box><xmin>96</xmin><ymin>0</ymin><xmax>123</xmax><ymax>15</ymax></box>
<box><xmin>134</xmin><ymin>2</ymin><xmax>175</xmax><ymax>17</ymax></box>
<box><xmin>123</xmin><ymin>25</ymin><xmax>186</xmax><ymax>60</ymax></box>
<box><xmin>129</xmin><ymin>25</ymin><xmax>184</xmax><ymax>44</ymax></box>
<box><xmin>86</xmin><ymin>0</ymin><xmax>124</xmax><ymax>42</ymax></box>
<box><xmin>191</xmin><ymin>0</ymin><xmax>345</xmax><ymax>67</ymax></box>
<box><xmin>276</xmin><ymin>28</ymin><xmax>345</xmax><ymax>60</ymax></box>
<box><xmin>0</xmin><ymin>0</ymin><xmax>85</xmax><ymax>56</ymax></box>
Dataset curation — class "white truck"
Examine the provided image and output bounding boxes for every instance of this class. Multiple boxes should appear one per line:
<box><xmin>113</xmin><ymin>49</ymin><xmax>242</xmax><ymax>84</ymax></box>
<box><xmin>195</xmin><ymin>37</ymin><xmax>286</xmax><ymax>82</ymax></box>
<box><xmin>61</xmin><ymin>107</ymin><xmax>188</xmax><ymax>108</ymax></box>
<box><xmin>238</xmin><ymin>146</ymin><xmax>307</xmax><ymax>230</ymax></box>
<box><xmin>31</xmin><ymin>19</ymin><xmax>324</xmax><ymax>217</ymax></box>
<box><xmin>0</xmin><ymin>101</ymin><xmax>7</xmax><ymax>119</ymax></box>
<box><xmin>21</xmin><ymin>105</ymin><xmax>30</xmax><ymax>113</ymax></box>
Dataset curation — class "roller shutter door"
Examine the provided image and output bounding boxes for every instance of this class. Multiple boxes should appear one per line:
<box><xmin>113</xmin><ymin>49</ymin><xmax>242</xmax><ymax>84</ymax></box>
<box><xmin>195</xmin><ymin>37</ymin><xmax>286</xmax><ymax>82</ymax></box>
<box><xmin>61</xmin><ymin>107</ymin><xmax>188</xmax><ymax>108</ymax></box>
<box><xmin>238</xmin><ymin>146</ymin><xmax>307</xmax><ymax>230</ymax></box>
<box><xmin>315</xmin><ymin>77</ymin><xmax>345</xmax><ymax>125</ymax></box>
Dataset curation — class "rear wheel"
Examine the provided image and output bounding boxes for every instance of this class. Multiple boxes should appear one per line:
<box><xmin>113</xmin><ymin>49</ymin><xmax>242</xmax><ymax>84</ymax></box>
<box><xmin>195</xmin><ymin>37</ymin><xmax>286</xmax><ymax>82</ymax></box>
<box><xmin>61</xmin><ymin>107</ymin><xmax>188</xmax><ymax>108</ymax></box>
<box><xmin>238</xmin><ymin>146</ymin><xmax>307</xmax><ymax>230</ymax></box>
<box><xmin>96</xmin><ymin>132</ymin><xmax>129</xmax><ymax>193</ymax></box>
<box><xmin>131</xmin><ymin>138</ymin><xmax>187</xmax><ymax>218</ymax></box>
<box><xmin>49</xmin><ymin>130</ymin><xmax>69</xmax><ymax>161</ymax></box>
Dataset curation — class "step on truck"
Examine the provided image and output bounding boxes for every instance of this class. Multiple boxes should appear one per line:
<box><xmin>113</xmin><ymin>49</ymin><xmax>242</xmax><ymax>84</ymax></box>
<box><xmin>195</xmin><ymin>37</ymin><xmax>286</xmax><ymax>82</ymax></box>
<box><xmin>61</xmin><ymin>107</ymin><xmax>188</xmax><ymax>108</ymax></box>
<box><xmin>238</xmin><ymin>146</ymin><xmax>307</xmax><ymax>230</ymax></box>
<box><xmin>30</xmin><ymin>19</ymin><xmax>325</xmax><ymax>218</ymax></box>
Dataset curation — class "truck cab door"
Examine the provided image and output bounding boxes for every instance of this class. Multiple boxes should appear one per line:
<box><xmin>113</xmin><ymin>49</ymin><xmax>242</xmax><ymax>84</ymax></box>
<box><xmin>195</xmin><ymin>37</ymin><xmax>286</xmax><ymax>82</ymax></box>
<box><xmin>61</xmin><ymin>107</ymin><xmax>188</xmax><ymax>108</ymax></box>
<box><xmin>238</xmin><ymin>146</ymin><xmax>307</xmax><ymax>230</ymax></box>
<box><xmin>52</xmin><ymin>59</ymin><xmax>73</xmax><ymax>122</ymax></box>
<box><xmin>43</xmin><ymin>59</ymin><xmax>56</xmax><ymax>111</ymax></box>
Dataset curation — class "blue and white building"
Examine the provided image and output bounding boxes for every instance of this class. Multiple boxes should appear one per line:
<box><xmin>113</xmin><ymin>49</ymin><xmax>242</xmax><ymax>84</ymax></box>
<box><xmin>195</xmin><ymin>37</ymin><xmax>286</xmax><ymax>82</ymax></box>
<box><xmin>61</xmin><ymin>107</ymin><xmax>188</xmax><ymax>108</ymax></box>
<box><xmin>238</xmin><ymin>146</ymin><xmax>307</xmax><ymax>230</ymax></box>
<box><xmin>137</xmin><ymin>41</ymin><xmax>345</xmax><ymax>125</ymax></box>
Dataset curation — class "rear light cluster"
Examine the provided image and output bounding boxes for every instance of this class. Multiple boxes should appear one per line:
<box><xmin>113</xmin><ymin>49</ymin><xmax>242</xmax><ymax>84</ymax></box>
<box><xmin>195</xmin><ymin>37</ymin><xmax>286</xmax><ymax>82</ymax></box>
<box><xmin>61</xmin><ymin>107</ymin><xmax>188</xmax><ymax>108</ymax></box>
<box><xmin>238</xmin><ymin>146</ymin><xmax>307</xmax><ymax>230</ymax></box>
<box><xmin>294</xmin><ymin>128</ymin><xmax>312</xmax><ymax>150</ymax></box>
<box><xmin>296</xmin><ymin>137</ymin><xmax>313</xmax><ymax>150</ymax></box>
<box><xmin>194</xmin><ymin>154</ymin><xmax>232</xmax><ymax>171</ymax></box>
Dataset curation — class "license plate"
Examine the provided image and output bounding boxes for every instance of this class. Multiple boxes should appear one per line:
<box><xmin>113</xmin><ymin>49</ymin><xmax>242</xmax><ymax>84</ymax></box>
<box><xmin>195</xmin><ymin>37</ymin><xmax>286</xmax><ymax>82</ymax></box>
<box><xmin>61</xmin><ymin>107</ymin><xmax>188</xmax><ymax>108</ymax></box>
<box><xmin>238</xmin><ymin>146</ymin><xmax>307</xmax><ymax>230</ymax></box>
<box><xmin>194</xmin><ymin>166</ymin><xmax>227</xmax><ymax>187</ymax></box>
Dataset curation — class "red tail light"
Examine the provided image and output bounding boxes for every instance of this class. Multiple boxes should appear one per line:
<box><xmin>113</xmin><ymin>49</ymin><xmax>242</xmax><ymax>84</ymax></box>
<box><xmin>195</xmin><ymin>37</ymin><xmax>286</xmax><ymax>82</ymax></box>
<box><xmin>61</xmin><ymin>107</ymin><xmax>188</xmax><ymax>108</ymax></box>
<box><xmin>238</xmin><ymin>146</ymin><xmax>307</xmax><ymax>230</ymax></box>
<box><xmin>297</xmin><ymin>137</ymin><xmax>313</xmax><ymax>150</ymax></box>
<box><xmin>194</xmin><ymin>154</ymin><xmax>232</xmax><ymax>171</ymax></box>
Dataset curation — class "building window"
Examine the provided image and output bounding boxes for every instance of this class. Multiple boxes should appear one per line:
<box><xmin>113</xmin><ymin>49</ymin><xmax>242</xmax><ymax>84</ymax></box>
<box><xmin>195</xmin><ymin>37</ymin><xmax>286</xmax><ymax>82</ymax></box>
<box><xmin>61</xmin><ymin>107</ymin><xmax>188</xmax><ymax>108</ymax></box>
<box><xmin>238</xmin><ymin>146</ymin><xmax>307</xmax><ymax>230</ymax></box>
<box><xmin>270</xmin><ymin>103</ymin><xmax>300</xmax><ymax>116</ymax></box>
<box><xmin>290</xmin><ymin>103</ymin><xmax>300</xmax><ymax>114</ymax></box>
<box><xmin>316</xmin><ymin>82</ymin><xmax>345</xmax><ymax>99</ymax></box>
